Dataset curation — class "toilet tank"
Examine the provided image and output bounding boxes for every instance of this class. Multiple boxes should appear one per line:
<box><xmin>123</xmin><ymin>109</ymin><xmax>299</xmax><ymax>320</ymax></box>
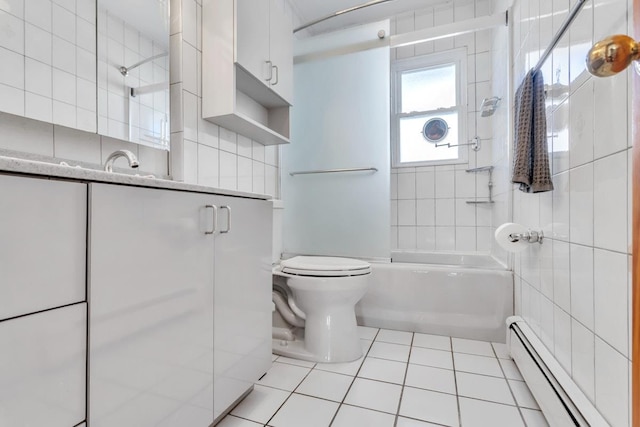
<box><xmin>272</xmin><ymin>199</ymin><xmax>284</xmax><ymax>264</ymax></box>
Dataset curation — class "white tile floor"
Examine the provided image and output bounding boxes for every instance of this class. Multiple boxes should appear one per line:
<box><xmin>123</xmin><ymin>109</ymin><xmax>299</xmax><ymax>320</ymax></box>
<box><xmin>219</xmin><ymin>327</ymin><xmax>549</xmax><ymax>427</ymax></box>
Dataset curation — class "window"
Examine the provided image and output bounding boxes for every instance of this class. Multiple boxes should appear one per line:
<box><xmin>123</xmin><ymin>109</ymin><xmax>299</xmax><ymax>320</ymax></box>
<box><xmin>391</xmin><ymin>50</ymin><xmax>467</xmax><ymax>167</ymax></box>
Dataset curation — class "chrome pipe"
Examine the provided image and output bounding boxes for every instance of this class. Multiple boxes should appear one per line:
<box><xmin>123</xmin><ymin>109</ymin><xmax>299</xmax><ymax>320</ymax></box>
<box><xmin>289</xmin><ymin>167</ymin><xmax>378</xmax><ymax>176</ymax></box>
<box><xmin>533</xmin><ymin>0</ymin><xmax>587</xmax><ymax>72</ymax></box>
<box><xmin>294</xmin><ymin>0</ymin><xmax>397</xmax><ymax>33</ymax></box>
<box><xmin>120</xmin><ymin>52</ymin><xmax>169</xmax><ymax>76</ymax></box>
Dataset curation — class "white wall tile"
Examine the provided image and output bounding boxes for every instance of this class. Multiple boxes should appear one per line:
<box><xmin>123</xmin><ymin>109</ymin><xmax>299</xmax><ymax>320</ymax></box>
<box><xmin>265</xmin><ymin>164</ymin><xmax>277</xmax><ymax>197</ymax></box>
<box><xmin>416</xmin><ymin>170</ymin><xmax>435</xmax><ymax>198</ymax></box>
<box><xmin>219</xmin><ymin>149</ymin><xmax>237</xmax><ymax>190</ymax></box>
<box><xmin>435</xmin><ymin>227</ymin><xmax>455</xmax><ymax>251</ymax></box>
<box><xmin>0</xmin><ymin>47</ymin><xmax>24</xmax><ymax>89</ymax></box>
<box><xmin>571</xmin><ymin>319</ymin><xmax>595</xmax><ymax>402</ymax></box>
<box><xmin>52</xmin><ymin>4</ymin><xmax>76</xmax><ymax>44</ymax></box>
<box><xmin>25</xmin><ymin>92</ymin><xmax>52</xmax><ymax>123</ymax></box>
<box><xmin>570</xmin><ymin>244</ymin><xmax>594</xmax><ymax>329</ymax></box>
<box><xmin>25</xmin><ymin>24</ymin><xmax>51</xmax><ymax>64</ymax></box>
<box><xmin>398</xmin><ymin>227</ymin><xmax>417</xmax><ymax>249</ymax></box>
<box><xmin>435</xmin><ymin>170</ymin><xmax>455</xmax><ymax>198</ymax></box>
<box><xmin>197</xmin><ymin>144</ymin><xmax>218</xmax><ymax>187</ymax></box>
<box><xmin>595</xmin><ymin>337</ymin><xmax>629</xmax><ymax>427</ymax></box>
<box><xmin>53</xmin><ymin>125</ymin><xmax>100</xmax><ymax>164</ymax></box>
<box><xmin>569</xmin><ymin>163</ymin><xmax>593</xmax><ymax>246</ymax></box>
<box><xmin>553</xmin><ymin>305</ymin><xmax>572</xmax><ymax>373</ymax></box>
<box><xmin>593</xmin><ymin>150</ymin><xmax>628</xmax><ymax>253</ymax></box>
<box><xmin>237</xmin><ymin>155</ymin><xmax>252</xmax><ymax>192</ymax></box>
<box><xmin>552</xmin><ymin>240</ymin><xmax>570</xmax><ymax>312</ymax></box>
<box><xmin>397</xmin><ymin>200</ymin><xmax>416</xmax><ymax>226</ymax></box>
<box><xmin>252</xmin><ymin>160</ymin><xmax>265</xmax><ymax>194</ymax></box>
<box><xmin>397</xmin><ymin>172</ymin><xmax>416</xmax><ymax>199</ymax></box>
<box><xmin>237</xmin><ymin>135</ymin><xmax>252</xmax><ymax>158</ymax></box>
<box><xmin>435</xmin><ymin>199</ymin><xmax>455</xmax><ymax>226</ymax></box>
<box><xmin>416</xmin><ymin>226</ymin><xmax>435</xmax><ymax>250</ymax></box>
<box><xmin>26</xmin><ymin>0</ymin><xmax>52</xmax><ymax>32</ymax></box>
<box><xmin>594</xmin><ymin>249</ymin><xmax>629</xmax><ymax>357</ymax></box>
<box><xmin>0</xmin><ymin>10</ymin><xmax>24</xmax><ymax>54</ymax></box>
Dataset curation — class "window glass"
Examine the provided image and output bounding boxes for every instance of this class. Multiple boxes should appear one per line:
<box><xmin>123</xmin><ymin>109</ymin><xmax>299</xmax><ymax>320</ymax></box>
<box><xmin>392</xmin><ymin>51</ymin><xmax>466</xmax><ymax>167</ymax></box>
<box><xmin>399</xmin><ymin>111</ymin><xmax>459</xmax><ymax>163</ymax></box>
<box><xmin>400</xmin><ymin>64</ymin><xmax>456</xmax><ymax>113</ymax></box>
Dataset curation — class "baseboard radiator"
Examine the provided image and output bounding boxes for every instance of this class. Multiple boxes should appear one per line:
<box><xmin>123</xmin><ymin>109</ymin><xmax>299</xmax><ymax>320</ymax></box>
<box><xmin>506</xmin><ymin>317</ymin><xmax>609</xmax><ymax>427</ymax></box>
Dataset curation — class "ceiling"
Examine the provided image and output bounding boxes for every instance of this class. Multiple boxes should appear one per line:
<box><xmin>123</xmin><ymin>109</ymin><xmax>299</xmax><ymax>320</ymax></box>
<box><xmin>290</xmin><ymin>0</ymin><xmax>455</xmax><ymax>35</ymax></box>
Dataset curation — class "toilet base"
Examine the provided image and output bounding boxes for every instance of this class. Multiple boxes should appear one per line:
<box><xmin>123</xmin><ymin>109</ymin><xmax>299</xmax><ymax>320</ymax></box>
<box><xmin>271</xmin><ymin>328</ymin><xmax>363</xmax><ymax>363</ymax></box>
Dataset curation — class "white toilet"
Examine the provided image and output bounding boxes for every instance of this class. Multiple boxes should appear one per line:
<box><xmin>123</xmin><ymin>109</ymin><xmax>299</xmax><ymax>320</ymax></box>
<box><xmin>272</xmin><ymin>256</ymin><xmax>371</xmax><ymax>363</ymax></box>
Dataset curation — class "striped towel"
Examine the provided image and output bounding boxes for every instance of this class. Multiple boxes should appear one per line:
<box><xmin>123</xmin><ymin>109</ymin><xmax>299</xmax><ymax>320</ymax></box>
<box><xmin>512</xmin><ymin>69</ymin><xmax>554</xmax><ymax>193</ymax></box>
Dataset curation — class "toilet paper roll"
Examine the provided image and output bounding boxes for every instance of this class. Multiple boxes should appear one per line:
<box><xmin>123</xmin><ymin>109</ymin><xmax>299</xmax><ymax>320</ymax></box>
<box><xmin>494</xmin><ymin>223</ymin><xmax>530</xmax><ymax>253</ymax></box>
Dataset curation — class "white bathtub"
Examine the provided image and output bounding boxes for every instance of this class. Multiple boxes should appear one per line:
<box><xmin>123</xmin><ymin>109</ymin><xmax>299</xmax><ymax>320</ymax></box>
<box><xmin>355</xmin><ymin>252</ymin><xmax>513</xmax><ymax>342</ymax></box>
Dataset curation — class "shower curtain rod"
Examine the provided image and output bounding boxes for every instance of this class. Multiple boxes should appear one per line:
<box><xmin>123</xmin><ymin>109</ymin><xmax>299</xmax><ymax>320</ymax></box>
<box><xmin>294</xmin><ymin>0</ymin><xmax>397</xmax><ymax>33</ymax></box>
<box><xmin>533</xmin><ymin>0</ymin><xmax>587</xmax><ymax>72</ymax></box>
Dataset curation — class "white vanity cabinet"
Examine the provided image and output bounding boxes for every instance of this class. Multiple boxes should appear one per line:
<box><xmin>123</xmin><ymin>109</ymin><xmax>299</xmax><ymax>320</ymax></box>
<box><xmin>203</xmin><ymin>0</ymin><xmax>293</xmax><ymax>145</ymax></box>
<box><xmin>212</xmin><ymin>195</ymin><xmax>272</xmax><ymax>421</ymax></box>
<box><xmin>0</xmin><ymin>303</ymin><xmax>87</xmax><ymax>427</ymax></box>
<box><xmin>0</xmin><ymin>174</ymin><xmax>86</xmax><ymax>320</ymax></box>
<box><xmin>89</xmin><ymin>184</ymin><xmax>215</xmax><ymax>427</ymax></box>
<box><xmin>89</xmin><ymin>184</ymin><xmax>272</xmax><ymax>426</ymax></box>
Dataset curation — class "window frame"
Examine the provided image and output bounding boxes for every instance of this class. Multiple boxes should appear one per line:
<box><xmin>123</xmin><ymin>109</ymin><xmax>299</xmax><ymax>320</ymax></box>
<box><xmin>391</xmin><ymin>49</ymin><xmax>468</xmax><ymax>168</ymax></box>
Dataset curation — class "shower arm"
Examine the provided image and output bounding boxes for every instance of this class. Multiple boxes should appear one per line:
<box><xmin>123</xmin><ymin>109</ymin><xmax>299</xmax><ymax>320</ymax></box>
<box><xmin>120</xmin><ymin>52</ymin><xmax>169</xmax><ymax>76</ymax></box>
<box><xmin>436</xmin><ymin>136</ymin><xmax>482</xmax><ymax>152</ymax></box>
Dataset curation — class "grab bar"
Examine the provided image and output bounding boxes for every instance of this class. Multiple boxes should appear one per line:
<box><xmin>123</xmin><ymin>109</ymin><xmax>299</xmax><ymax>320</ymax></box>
<box><xmin>289</xmin><ymin>167</ymin><xmax>378</xmax><ymax>176</ymax></box>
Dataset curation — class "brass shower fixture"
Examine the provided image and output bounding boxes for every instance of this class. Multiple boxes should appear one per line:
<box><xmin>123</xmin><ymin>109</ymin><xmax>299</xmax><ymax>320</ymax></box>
<box><xmin>586</xmin><ymin>34</ymin><xmax>640</xmax><ymax>77</ymax></box>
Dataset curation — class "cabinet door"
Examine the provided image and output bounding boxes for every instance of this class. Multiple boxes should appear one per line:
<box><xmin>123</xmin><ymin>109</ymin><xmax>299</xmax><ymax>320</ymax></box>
<box><xmin>269</xmin><ymin>0</ymin><xmax>293</xmax><ymax>103</ymax></box>
<box><xmin>213</xmin><ymin>196</ymin><xmax>272</xmax><ymax>421</ymax></box>
<box><xmin>236</xmin><ymin>0</ymin><xmax>271</xmax><ymax>85</ymax></box>
<box><xmin>0</xmin><ymin>175</ymin><xmax>86</xmax><ymax>320</ymax></box>
<box><xmin>89</xmin><ymin>184</ymin><xmax>215</xmax><ymax>427</ymax></box>
<box><xmin>0</xmin><ymin>303</ymin><xmax>86</xmax><ymax>427</ymax></box>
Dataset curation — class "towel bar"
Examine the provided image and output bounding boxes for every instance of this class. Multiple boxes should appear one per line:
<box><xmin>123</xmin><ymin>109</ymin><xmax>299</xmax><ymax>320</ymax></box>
<box><xmin>289</xmin><ymin>167</ymin><xmax>378</xmax><ymax>176</ymax></box>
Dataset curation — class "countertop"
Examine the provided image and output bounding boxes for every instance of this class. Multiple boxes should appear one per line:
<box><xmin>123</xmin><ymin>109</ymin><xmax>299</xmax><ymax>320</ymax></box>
<box><xmin>0</xmin><ymin>155</ymin><xmax>272</xmax><ymax>200</ymax></box>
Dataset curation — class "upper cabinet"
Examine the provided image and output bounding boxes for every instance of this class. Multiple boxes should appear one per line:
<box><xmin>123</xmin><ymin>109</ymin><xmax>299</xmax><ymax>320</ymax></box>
<box><xmin>203</xmin><ymin>0</ymin><xmax>293</xmax><ymax>146</ymax></box>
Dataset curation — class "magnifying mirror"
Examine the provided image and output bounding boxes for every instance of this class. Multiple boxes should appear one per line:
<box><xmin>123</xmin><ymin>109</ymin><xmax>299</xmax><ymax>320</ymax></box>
<box><xmin>422</xmin><ymin>118</ymin><xmax>449</xmax><ymax>143</ymax></box>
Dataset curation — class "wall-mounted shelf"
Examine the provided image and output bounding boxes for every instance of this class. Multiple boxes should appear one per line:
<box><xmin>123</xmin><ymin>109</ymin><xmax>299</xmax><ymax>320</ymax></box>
<box><xmin>202</xmin><ymin>0</ymin><xmax>292</xmax><ymax>146</ymax></box>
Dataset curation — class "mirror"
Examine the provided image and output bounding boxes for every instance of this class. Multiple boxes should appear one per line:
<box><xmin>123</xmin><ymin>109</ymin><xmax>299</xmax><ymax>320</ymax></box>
<box><xmin>97</xmin><ymin>0</ymin><xmax>171</xmax><ymax>149</ymax></box>
<box><xmin>0</xmin><ymin>0</ymin><xmax>98</xmax><ymax>132</ymax></box>
<box><xmin>422</xmin><ymin>117</ymin><xmax>449</xmax><ymax>143</ymax></box>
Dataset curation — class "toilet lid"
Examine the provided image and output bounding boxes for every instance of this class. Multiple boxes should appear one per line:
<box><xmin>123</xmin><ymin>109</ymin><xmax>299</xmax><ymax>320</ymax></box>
<box><xmin>281</xmin><ymin>256</ymin><xmax>371</xmax><ymax>277</ymax></box>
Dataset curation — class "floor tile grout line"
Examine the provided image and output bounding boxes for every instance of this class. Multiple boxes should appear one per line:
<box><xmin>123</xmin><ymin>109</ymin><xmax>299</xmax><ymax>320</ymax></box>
<box><xmin>393</xmin><ymin>331</ymin><xmax>414</xmax><ymax>427</ymax></box>
<box><xmin>262</xmin><ymin>358</ymin><xmax>318</xmax><ymax>426</ymax></box>
<box><xmin>326</xmin><ymin>327</ymin><xmax>381</xmax><ymax>427</ymax></box>
<box><xmin>494</xmin><ymin>343</ymin><xmax>529</xmax><ymax>426</ymax></box>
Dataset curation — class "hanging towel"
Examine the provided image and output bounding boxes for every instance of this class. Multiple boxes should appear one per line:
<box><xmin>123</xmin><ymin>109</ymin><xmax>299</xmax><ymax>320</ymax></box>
<box><xmin>512</xmin><ymin>69</ymin><xmax>554</xmax><ymax>193</ymax></box>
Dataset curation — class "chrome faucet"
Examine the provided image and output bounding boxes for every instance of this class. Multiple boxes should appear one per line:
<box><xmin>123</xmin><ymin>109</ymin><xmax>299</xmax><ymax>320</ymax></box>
<box><xmin>104</xmin><ymin>150</ymin><xmax>140</xmax><ymax>172</ymax></box>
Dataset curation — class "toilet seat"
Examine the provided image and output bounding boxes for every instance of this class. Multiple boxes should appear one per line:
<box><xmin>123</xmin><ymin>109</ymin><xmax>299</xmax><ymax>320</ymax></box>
<box><xmin>281</xmin><ymin>256</ymin><xmax>371</xmax><ymax>277</ymax></box>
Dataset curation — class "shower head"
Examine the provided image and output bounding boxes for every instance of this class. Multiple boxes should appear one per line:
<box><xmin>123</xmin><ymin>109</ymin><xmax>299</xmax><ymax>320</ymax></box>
<box><xmin>479</xmin><ymin>96</ymin><xmax>501</xmax><ymax>117</ymax></box>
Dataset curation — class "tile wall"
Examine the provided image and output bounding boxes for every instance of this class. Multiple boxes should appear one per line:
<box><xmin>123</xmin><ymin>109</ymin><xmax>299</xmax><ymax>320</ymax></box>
<box><xmin>390</xmin><ymin>0</ymin><xmax>508</xmax><ymax>253</ymax></box>
<box><xmin>509</xmin><ymin>0</ymin><xmax>632</xmax><ymax>426</ymax></box>
<box><xmin>168</xmin><ymin>0</ymin><xmax>293</xmax><ymax>198</ymax></box>
<box><xmin>97</xmin><ymin>7</ymin><xmax>170</xmax><ymax>149</ymax></box>
<box><xmin>0</xmin><ymin>111</ymin><xmax>169</xmax><ymax>176</ymax></box>
<box><xmin>0</xmin><ymin>0</ymin><xmax>97</xmax><ymax>132</ymax></box>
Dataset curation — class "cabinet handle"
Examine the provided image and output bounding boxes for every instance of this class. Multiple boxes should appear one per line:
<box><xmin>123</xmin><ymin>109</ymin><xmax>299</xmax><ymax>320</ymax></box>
<box><xmin>220</xmin><ymin>205</ymin><xmax>231</xmax><ymax>233</ymax></box>
<box><xmin>205</xmin><ymin>205</ymin><xmax>218</xmax><ymax>234</ymax></box>
<box><xmin>272</xmin><ymin>65</ymin><xmax>279</xmax><ymax>85</ymax></box>
<box><xmin>265</xmin><ymin>61</ymin><xmax>273</xmax><ymax>82</ymax></box>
